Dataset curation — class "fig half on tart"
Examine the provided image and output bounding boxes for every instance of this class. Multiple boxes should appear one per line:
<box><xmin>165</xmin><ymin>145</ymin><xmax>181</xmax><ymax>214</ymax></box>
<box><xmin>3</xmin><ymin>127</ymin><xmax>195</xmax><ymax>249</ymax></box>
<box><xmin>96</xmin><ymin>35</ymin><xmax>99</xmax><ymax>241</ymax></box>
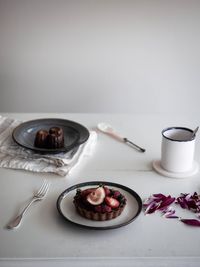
<box><xmin>73</xmin><ymin>185</ymin><xmax>127</xmax><ymax>221</ymax></box>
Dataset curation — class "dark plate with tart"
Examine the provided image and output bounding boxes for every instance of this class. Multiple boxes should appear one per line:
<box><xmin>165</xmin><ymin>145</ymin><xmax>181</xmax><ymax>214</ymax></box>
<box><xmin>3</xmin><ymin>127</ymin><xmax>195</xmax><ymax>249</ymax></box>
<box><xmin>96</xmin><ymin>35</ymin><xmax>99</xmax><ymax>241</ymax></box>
<box><xmin>57</xmin><ymin>181</ymin><xmax>142</xmax><ymax>230</ymax></box>
<box><xmin>12</xmin><ymin>118</ymin><xmax>89</xmax><ymax>153</ymax></box>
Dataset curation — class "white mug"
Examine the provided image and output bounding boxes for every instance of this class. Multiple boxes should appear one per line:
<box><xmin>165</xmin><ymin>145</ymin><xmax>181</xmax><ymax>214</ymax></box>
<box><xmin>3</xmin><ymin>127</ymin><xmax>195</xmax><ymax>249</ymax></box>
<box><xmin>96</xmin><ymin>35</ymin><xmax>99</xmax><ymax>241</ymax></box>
<box><xmin>161</xmin><ymin>127</ymin><xmax>196</xmax><ymax>173</ymax></box>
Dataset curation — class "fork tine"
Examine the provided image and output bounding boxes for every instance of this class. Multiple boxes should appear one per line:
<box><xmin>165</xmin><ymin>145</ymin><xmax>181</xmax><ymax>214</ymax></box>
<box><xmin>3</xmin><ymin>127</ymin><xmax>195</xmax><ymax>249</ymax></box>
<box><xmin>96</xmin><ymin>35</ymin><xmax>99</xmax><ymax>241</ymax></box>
<box><xmin>37</xmin><ymin>180</ymin><xmax>48</xmax><ymax>195</ymax></box>
<box><xmin>42</xmin><ymin>182</ymin><xmax>50</xmax><ymax>196</ymax></box>
<box><xmin>37</xmin><ymin>181</ymin><xmax>50</xmax><ymax>198</ymax></box>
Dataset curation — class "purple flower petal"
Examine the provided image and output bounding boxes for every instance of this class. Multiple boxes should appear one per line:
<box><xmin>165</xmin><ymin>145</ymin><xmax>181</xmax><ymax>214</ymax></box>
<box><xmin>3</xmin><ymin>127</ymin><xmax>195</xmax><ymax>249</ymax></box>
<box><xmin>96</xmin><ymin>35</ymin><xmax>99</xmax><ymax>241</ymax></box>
<box><xmin>144</xmin><ymin>201</ymin><xmax>161</xmax><ymax>214</ymax></box>
<box><xmin>161</xmin><ymin>207</ymin><xmax>171</xmax><ymax>214</ymax></box>
<box><xmin>176</xmin><ymin>197</ymin><xmax>189</xmax><ymax>209</ymax></box>
<box><xmin>165</xmin><ymin>215</ymin><xmax>179</xmax><ymax>219</ymax></box>
<box><xmin>159</xmin><ymin>196</ymin><xmax>175</xmax><ymax>209</ymax></box>
<box><xmin>144</xmin><ymin>194</ymin><xmax>176</xmax><ymax>215</ymax></box>
<box><xmin>185</xmin><ymin>193</ymin><xmax>192</xmax><ymax>201</ymax></box>
<box><xmin>180</xmin><ymin>218</ymin><xmax>200</xmax><ymax>226</ymax></box>
<box><xmin>143</xmin><ymin>197</ymin><xmax>155</xmax><ymax>206</ymax></box>
<box><xmin>153</xmin><ymin>193</ymin><xmax>166</xmax><ymax>199</ymax></box>
<box><xmin>176</xmin><ymin>192</ymin><xmax>200</xmax><ymax>212</ymax></box>
<box><xmin>162</xmin><ymin>208</ymin><xmax>178</xmax><ymax>218</ymax></box>
<box><xmin>144</xmin><ymin>192</ymin><xmax>200</xmax><ymax>226</ymax></box>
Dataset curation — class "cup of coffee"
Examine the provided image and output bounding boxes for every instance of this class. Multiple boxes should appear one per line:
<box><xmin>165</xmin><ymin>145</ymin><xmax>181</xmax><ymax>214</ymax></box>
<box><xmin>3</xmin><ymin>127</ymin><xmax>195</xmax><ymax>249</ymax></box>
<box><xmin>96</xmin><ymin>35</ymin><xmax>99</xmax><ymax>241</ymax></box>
<box><xmin>161</xmin><ymin>127</ymin><xmax>196</xmax><ymax>173</ymax></box>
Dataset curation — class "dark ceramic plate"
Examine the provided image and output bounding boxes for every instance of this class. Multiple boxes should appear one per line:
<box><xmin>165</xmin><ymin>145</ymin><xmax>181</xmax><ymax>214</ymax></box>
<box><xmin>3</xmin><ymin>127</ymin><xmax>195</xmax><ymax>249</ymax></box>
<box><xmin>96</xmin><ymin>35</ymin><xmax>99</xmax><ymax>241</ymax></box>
<box><xmin>57</xmin><ymin>181</ymin><xmax>142</xmax><ymax>230</ymax></box>
<box><xmin>12</xmin><ymin>118</ymin><xmax>90</xmax><ymax>153</ymax></box>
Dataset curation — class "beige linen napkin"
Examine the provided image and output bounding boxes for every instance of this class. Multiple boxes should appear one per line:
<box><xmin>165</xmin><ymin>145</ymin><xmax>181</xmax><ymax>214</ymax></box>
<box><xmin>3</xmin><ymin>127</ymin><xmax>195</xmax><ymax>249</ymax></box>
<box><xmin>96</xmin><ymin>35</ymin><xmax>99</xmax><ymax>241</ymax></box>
<box><xmin>0</xmin><ymin>116</ymin><xmax>97</xmax><ymax>176</ymax></box>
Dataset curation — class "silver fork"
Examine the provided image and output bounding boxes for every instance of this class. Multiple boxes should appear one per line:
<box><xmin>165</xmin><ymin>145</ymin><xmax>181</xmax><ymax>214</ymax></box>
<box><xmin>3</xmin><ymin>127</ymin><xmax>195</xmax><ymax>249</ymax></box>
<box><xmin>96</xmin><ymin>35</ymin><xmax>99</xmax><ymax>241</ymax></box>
<box><xmin>7</xmin><ymin>180</ymin><xmax>50</xmax><ymax>229</ymax></box>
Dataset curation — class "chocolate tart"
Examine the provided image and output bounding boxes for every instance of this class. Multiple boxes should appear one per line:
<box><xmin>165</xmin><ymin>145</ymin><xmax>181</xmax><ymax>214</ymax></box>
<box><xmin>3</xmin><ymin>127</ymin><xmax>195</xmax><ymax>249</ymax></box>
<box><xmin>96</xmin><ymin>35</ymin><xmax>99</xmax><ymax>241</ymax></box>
<box><xmin>73</xmin><ymin>185</ymin><xmax>127</xmax><ymax>221</ymax></box>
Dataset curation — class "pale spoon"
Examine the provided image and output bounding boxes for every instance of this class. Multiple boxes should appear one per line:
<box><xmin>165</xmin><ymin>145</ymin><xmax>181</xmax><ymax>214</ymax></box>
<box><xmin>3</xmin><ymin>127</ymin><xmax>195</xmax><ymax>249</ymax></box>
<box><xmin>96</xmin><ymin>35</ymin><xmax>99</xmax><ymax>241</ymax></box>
<box><xmin>97</xmin><ymin>122</ymin><xmax>145</xmax><ymax>152</ymax></box>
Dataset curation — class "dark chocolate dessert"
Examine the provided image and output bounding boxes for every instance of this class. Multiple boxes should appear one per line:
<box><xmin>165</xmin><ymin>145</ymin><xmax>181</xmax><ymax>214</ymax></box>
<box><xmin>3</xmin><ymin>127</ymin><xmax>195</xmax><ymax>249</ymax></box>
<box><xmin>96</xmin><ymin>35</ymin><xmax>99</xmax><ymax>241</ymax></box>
<box><xmin>47</xmin><ymin>128</ymin><xmax>64</xmax><ymax>149</ymax></box>
<box><xmin>34</xmin><ymin>126</ymin><xmax>64</xmax><ymax>149</ymax></box>
<box><xmin>34</xmin><ymin>130</ymin><xmax>49</xmax><ymax>148</ymax></box>
<box><xmin>49</xmin><ymin>127</ymin><xmax>64</xmax><ymax>136</ymax></box>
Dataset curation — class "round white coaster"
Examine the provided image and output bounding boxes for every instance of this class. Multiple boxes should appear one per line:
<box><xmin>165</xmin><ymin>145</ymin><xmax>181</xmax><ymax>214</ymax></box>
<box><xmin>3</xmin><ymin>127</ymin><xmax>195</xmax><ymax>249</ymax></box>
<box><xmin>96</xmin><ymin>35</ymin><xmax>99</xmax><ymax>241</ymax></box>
<box><xmin>152</xmin><ymin>160</ymin><xmax>199</xmax><ymax>178</ymax></box>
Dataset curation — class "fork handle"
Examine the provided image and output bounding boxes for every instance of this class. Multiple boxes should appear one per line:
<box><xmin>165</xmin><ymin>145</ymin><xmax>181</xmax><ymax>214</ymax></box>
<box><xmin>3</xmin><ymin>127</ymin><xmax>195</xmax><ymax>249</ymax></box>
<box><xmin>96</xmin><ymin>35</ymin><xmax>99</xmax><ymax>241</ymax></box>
<box><xmin>7</xmin><ymin>198</ymin><xmax>36</xmax><ymax>229</ymax></box>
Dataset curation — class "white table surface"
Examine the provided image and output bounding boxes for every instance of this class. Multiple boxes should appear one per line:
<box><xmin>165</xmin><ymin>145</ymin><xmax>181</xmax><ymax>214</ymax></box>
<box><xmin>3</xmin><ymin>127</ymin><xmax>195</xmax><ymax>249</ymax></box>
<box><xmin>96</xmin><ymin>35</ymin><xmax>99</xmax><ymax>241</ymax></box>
<box><xmin>0</xmin><ymin>113</ymin><xmax>200</xmax><ymax>267</ymax></box>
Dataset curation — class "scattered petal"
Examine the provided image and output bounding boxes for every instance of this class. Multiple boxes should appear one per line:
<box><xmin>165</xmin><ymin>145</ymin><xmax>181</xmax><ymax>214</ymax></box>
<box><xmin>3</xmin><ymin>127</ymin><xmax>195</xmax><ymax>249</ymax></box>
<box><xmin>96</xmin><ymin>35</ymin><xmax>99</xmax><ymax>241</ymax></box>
<box><xmin>143</xmin><ymin>197</ymin><xmax>155</xmax><ymax>207</ymax></box>
<box><xmin>176</xmin><ymin>192</ymin><xmax>200</xmax><ymax>212</ymax></box>
<box><xmin>143</xmin><ymin>194</ymin><xmax>176</xmax><ymax>214</ymax></box>
<box><xmin>166</xmin><ymin>215</ymin><xmax>179</xmax><ymax>219</ymax></box>
<box><xmin>144</xmin><ymin>192</ymin><xmax>200</xmax><ymax>226</ymax></box>
<box><xmin>162</xmin><ymin>208</ymin><xmax>178</xmax><ymax>218</ymax></box>
<box><xmin>176</xmin><ymin>197</ymin><xmax>189</xmax><ymax>209</ymax></box>
<box><xmin>180</xmin><ymin>218</ymin><xmax>200</xmax><ymax>227</ymax></box>
<box><xmin>144</xmin><ymin>201</ymin><xmax>161</xmax><ymax>214</ymax></box>
<box><xmin>159</xmin><ymin>196</ymin><xmax>175</xmax><ymax>209</ymax></box>
<box><xmin>153</xmin><ymin>193</ymin><xmax>166</xmax><ymax>199</ymax></box>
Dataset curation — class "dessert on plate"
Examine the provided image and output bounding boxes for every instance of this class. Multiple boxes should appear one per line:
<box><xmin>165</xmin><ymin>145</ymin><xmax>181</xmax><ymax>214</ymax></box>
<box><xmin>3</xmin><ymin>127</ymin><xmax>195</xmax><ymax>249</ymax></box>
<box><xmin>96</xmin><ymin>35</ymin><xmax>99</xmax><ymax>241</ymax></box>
<box><xmin>34</xmin><ymin>129</ymin><xmax>49</xmax><ymax>148</ymax></box>
<box><xmin>73</xmin><ymin>184</ymin><xmax>127</xmax><ymax>221</ymax></box>
<box><xmin>34</xmin><ymin>126</ymin><xmax>64</xmax><ymax>149</ymax></box>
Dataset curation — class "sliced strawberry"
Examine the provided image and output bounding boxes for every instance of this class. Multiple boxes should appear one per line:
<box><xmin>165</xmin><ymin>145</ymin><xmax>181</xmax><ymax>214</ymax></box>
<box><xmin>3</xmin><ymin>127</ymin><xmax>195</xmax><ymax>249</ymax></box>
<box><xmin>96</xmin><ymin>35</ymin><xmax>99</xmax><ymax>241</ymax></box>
<box><xmin>105</xmin><ymin>196</ymin><xmax>120</xmax><ymax>208</ymax></box>
<box><xmin>87</xmin><ymin>187</ymin><xmax>105</xmax><ymax>205</ymax></box>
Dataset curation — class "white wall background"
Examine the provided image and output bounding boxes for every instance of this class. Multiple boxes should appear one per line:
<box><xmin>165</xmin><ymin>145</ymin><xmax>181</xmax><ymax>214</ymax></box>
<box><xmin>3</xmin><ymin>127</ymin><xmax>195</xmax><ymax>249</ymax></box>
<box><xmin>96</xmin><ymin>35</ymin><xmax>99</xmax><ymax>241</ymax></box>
<box><xmin>0</xmin><ymin>0</ymin><xmax>200</xmax><ymax>113</ymax></box>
